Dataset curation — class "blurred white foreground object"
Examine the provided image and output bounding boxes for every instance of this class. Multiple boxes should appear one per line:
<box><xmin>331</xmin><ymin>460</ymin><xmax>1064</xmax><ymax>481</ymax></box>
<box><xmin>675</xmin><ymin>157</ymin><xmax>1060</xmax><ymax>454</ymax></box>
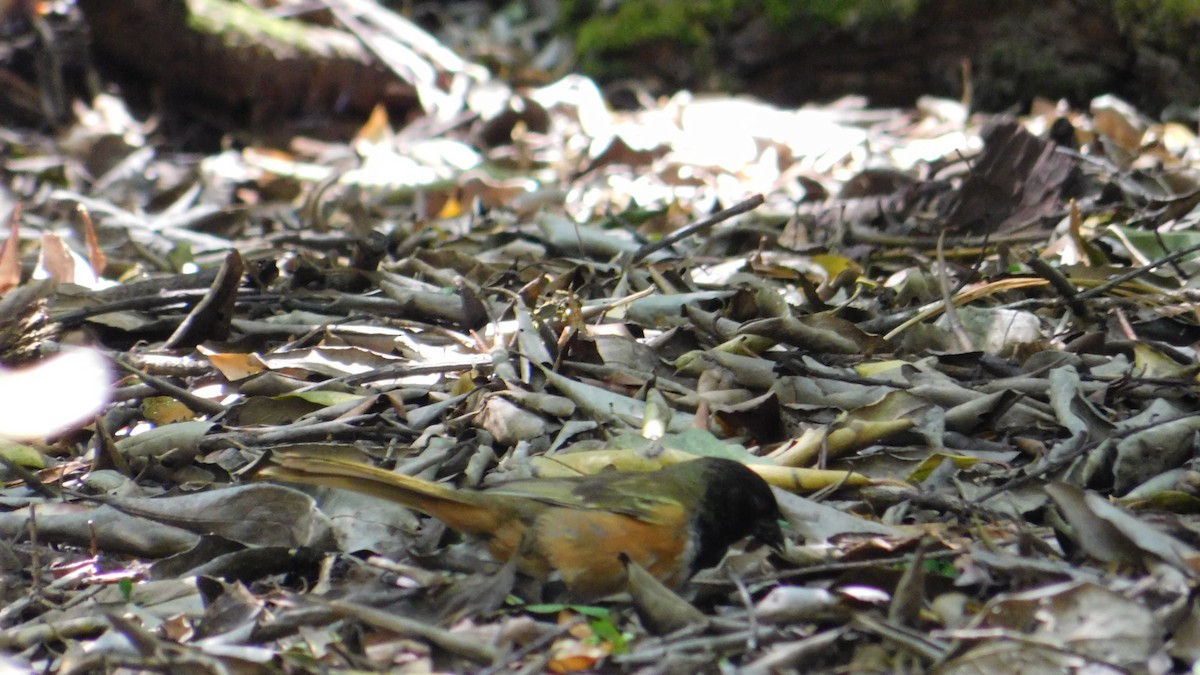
<box><xmin>0</xmin><ymin>348</ymin><xmax>111</xmax><ymax>441</ymax></box>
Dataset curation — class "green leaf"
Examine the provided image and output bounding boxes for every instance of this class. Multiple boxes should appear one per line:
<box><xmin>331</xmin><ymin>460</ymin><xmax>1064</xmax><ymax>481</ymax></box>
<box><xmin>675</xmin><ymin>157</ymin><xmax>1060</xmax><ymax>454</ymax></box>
<box><xmin>276</xmin><ymin>391</ymin><xmax>367</xmax><ymax>406</ymax></box>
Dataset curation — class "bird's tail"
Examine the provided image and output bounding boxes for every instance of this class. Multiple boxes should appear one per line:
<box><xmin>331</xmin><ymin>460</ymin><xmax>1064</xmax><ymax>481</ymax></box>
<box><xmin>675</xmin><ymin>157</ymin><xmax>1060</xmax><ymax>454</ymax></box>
<box><xmin>252</xmin><ymin>450</ymin><xmax>500</xmax><ymax>535</ymax></box>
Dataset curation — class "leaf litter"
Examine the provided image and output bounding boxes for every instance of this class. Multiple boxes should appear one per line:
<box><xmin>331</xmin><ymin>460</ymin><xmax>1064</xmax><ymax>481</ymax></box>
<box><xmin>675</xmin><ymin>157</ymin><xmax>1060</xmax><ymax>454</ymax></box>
<box><xmin>5</xmin><ymin>6</ymin><xmax>1200</xmax><ymax>675</ymax></box>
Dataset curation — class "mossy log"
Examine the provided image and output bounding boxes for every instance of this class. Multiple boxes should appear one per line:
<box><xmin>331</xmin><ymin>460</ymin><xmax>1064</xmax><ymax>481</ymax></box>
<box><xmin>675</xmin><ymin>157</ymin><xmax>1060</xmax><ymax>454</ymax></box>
<box><xmin>77</xmin><ymin>0</ymin><xmax>417</xmax><ymax>123</ymax></box>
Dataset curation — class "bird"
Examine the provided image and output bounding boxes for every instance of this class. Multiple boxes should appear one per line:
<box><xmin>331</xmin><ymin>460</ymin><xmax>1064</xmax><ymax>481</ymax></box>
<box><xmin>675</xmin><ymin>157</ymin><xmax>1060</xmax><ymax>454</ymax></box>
<box><xmin>254</xmin><ymin>451</ymin><xmax>784</xmax><ymax>599</ymax></box>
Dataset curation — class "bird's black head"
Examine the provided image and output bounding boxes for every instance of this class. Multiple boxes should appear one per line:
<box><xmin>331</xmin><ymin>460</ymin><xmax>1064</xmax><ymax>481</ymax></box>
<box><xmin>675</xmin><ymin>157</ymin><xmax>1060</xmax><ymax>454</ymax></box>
<box><xmin>689</xmin><ymin>458</ymin><xmax>784</xmax><ymax>572</ymax></box>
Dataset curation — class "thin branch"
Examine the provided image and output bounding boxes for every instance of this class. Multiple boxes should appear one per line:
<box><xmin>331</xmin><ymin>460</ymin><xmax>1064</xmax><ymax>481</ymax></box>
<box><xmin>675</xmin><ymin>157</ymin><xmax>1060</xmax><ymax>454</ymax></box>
<box><xmin>630</xmin><ymin>194</ymin><xmax>765</xmax><ymax>263</ymax></box>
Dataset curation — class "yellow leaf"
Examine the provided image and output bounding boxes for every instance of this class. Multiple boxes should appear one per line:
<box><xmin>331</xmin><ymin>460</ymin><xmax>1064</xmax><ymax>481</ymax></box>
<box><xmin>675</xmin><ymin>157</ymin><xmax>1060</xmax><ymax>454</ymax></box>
<box><xmin>142</xmin><ymin>397</ymin><xmax>196</xmax><ymax>425</ymax></box>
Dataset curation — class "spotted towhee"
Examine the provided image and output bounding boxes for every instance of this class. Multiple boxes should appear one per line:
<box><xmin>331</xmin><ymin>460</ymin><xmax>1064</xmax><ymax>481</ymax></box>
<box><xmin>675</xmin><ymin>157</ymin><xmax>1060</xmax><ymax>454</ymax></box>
<box><xmin>255</xmin><ymin>451</ymin><xmax>784</xmax><ymax>598</ymax></box>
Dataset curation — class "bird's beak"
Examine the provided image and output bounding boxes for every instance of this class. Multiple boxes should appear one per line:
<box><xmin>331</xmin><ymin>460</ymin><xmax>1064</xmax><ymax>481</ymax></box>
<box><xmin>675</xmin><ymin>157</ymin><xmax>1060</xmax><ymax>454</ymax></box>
<box><xmin>756</xmin><ymin>517</ymin><xmax>786</xmax><ymax>551</ymax></box>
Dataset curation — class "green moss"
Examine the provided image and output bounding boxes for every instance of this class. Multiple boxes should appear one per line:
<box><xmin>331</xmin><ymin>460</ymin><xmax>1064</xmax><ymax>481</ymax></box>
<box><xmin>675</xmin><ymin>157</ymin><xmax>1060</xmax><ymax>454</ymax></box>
<box><xmin>573</xmin><ymin>0</ymin><xmax>732</xmax><ymax>54</ymax></box>
<box><xmin>561</xmin><ymin>0</ymin><xmax>1200</xmax><ymax>107</ymax></box>
<box><xmin>563</xmin><ymin>0</ymin><xmax>1198</xmax><ymax>78</ymax></box>
<box><xmin>1113</xmin><ymin>0</ymin><xmax>1200</xmax><ymax>60</ymax></box>
<box><xmin>569</xmin><ymin>0</ymin><xmax>921</xmax><ymax>55</ymax></box>
<box><xmin>1114</xmin><ymin>0</ymin><xmax>1200</xmax><ymax>31</ymax></box>
<box><xmin>565</xmin><ymin>0</ymin><xmax>730</xmax><ymax>80</ymax></box>
<box><xmin>760</xmin><ymin>0</ymin><xmax>920</xmax><ymax>28</ymax></box>
<box><xmin>188</xmin><ymin>0</ymin><xmax>313</xmax><ymax>49</ymax></box>
<box><xmin>565</xmin><ymin>0</ymin><xmax>922</xmax><ymax>82</ymax></box>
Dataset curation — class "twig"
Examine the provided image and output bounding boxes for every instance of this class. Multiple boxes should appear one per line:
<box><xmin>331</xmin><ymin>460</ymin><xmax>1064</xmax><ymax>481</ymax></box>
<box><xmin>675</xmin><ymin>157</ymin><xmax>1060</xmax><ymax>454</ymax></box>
<box><xmin>0</xmin><ymin>456</ymin><xmax>59</xmax><ymax>498</ymax></box>
<box><xmin>975</xmin><ymin>438</ymin><xmax>1109</xmax><ymax>503</ymax></box>
<box><xmin>630</xmin><ymin>194</ymin><xmax>765</xmax><ymax>263</ymax></box>
<box><xmin>771</xmin><ymin>549</ymin><xmax>961</xmax><ymax>583</ymax></box>
<box><xmin>1075</xmin><ymin>240</ymin><xmax>1200</xmax><ymax>301</ymax></box>
<box><xmin>851</xmin><ymin>613</ymin><xmax>949</xmax><ymax>662</ymax></box>
<box><xmin>111</xmin><ymin>357</ymin><xmax>226</xmax><ymax>416</ymax></box>
<box><xmin>0</xmin><ymin>615</ymin><xmax>109</xmax><ymax>650</ymax></box>
<box><xmin>982</xmin><ymin>412</ymin><xmax>1200</xmax><ymax>503</ymax></box>
<box><xmin>740</xmin><ymin>627</ymin><xmax>847</xmax><ymax>675</ymax></box>
<box><xmin>328</xmin><ymin>598</ymin><xmax>499</xmax><ymax>663</ymax></box>
<box><xmin>865</xmin><ymin>486</ymin><xmax>1020</xmax><ymax>524</ymax></box>
<box><xmin>52</xmin><ymin>291</ymin><xmax>209</xmax><ymax>326</ymax></box>
<box><xmin>937</xmin><ymin>231</ymin><xmax>973</xmax><ymax>350</ymax></box>
<box><xmin>29</xmin><ymin>505</ymin><xmax>40</xmax><ymax>593</ymax></box>
<box><xmin>209</xmin><ymin>414</ymin><xmax>381</xmax><ymax>453</ymax></box>
<box><xmin>1151</xmin><ymin>226</ymin><xmax>1189</xmax><ymax>280</ymax></box>
<box><xmin>614</xmin><ymin>625</ymin><xmax>780</xmax><ymax>666</ymax></box>
<box><xmin>730</xmin><ymin>573</ymin><xmax>758</xmax><ymax>651</ymax></box>
<box><xmin>1024</xmin><ymin>252</ymin><xmax>1093</xmax><ymax>320</ymax></box>
<box><xmin>848</xmin><ymin>225</ymin><xmax>1047</xmax><ymax>248</ymax></box>
<box><xmin>477</xmin><ymin>620</ymin><xmax>580</xmax><ymax>675</ymax></box>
